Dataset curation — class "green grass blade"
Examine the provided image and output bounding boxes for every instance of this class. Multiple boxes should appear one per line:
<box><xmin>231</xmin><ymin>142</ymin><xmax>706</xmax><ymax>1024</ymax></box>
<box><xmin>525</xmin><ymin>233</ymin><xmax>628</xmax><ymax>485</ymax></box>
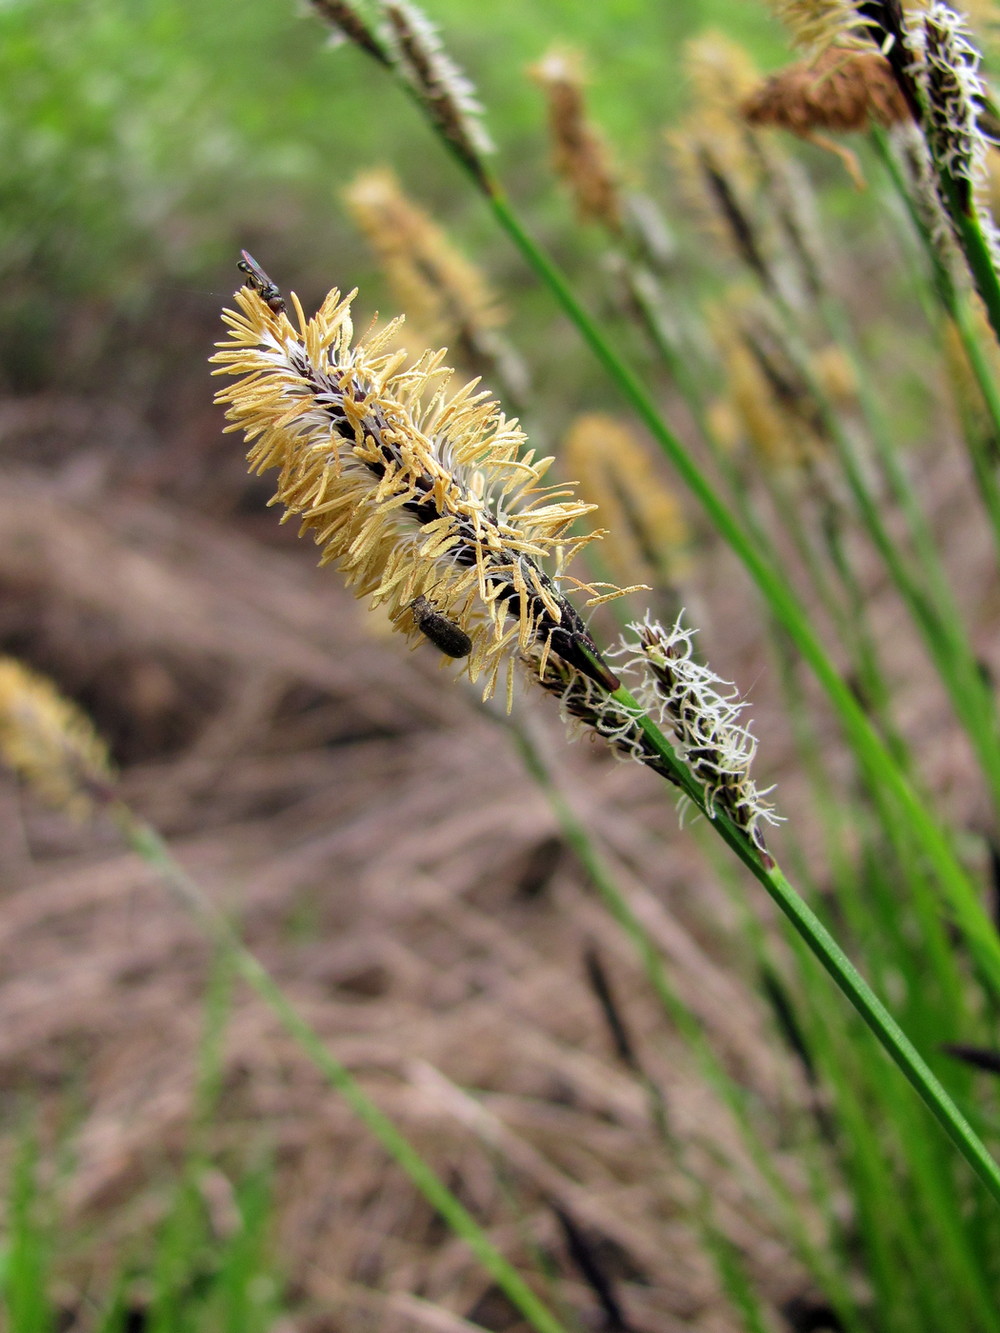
<box><xmin>116</xmin><ymin>812</ymin><xmax>573</xmax><ymax>1333</ymax></box>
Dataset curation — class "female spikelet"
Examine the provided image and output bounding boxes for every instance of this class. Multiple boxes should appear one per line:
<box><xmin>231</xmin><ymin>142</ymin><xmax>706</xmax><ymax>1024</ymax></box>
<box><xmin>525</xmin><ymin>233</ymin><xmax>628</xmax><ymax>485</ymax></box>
<box><xmin>212</xmin><ymin>272</ymin><xmax>619</xmax><ymax>705</ymax></box>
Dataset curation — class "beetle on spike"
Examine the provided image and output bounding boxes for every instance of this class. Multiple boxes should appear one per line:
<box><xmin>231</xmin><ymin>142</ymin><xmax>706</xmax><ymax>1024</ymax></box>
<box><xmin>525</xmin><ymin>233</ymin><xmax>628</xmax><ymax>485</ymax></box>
<box><xmin>237</xmin><ymin>250</ymin><xmax>286</xmax><ymax>314</ymax></box>
<box><xmin>411</xmin><ymin>596</ymin><xmax>473</xmax><ymax>659</ymax></box>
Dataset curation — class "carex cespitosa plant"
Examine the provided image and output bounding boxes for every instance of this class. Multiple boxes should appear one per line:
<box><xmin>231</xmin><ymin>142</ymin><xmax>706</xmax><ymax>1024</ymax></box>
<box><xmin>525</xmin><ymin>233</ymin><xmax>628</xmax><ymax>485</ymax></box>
<box><xmin>206</xmin><ymin>6</ymin><xmax>1000</xmax><ymax>1325</ymax></box>
<box><xmin>305</xmin><ymin>4</ymin><xmax>1000</xmax><ymax>1026</ymax></box>
<box><xmin>211</xmin><ymin>263</ymin><xmax>785</xmax><ymax>848</ymax></box>
<box><xmin>16</xmin><ymin>1</ymin><xmax>1000</xmax><ymax>1328</ymax></box>
<box><xmin>205</xmin><ymin>232</ymin><xmax>1000</xmax><ymax>1242</ymax></box>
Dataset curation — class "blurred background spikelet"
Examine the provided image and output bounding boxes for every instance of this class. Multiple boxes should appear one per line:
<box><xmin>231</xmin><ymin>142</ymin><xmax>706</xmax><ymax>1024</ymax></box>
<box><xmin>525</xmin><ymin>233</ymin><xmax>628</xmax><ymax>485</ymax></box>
<box><xmin>0</xmin><ymin>657</ymin><xmax>115</xmax><ymax>819</ymax></box>
<box><xmin>962</xmin><ymin>0</ymin><xmax>1000</xmax><ymax>40</ymax></box>
<box><xmin>529</xmin><ymin>47</ymin><xmax>623</xmax><ymax>232</ymax></box>
<box><xmin>683</xmin><ymin>31</ymin><xmax>761</xmax><ymax>116</ymax></box>
<box><xmin>767</xmin><ymin>0</ymin><xmax>874</xmax><ymax>57</ymax></box>
<box><xmin>669</xmin><ymin>37</ymin><xmax>775</xmax><ymax>282</ymax></box>
<box><xmin>741</xmin><ymin>47</ymin><xmax>912</xmax><ymax>136</ymax></box>
<box><xmin>674</xmin><ymin>34</ymin><xmax>832</xmax><ymax>301</ymax></box>
<box><xmin>706</xmin><ymin>295</ymin><xmax>834</xmax><ymax>466</ymax></box>
<box><xmin>811</xmin><ymin>340</ymin><xmax>858</xmax><ymax>407</ymax></box>
<box><xmin>562</xmin><ymin>412</ymin><xmax>690</xmax><ymax>587</ymax></box>
<box><xmin>343</xmin><ymin>167</ymin><xmax>506</xmax><ymax>350</ymax></box>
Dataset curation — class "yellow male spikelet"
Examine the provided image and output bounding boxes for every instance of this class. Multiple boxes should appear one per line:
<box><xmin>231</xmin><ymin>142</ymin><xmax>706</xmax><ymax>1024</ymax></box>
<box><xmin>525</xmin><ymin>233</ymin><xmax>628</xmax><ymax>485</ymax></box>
<box><xmin>563</xmin><ymin>414</ymin><xmax>689</xmax><ymax>587</ymax></box>
<box><xmin>213</xmin><ymin>271</ymin><xmax>621</xmax><ymax>706</ymax></box>
<box><xmin>344</xmin><ymin>168</ymin><xmax>505</xmax><ymax>349</ymax></box>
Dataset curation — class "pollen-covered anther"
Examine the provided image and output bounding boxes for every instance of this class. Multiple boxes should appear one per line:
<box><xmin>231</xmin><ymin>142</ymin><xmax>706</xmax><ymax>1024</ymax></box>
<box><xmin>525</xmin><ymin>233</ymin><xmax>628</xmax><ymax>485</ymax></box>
<box><xmin>213</xmin><ymin>276</ymin><xmax>622</xmax><ymax>705</ymax></box>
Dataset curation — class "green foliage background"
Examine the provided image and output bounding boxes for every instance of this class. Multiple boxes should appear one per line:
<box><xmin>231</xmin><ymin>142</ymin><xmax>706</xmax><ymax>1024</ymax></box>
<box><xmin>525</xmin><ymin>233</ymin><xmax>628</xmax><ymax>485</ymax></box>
<box><xmin>0</xmin><ymin>0</ymin><xmax>785</xmax><ymax>390</ymax></box>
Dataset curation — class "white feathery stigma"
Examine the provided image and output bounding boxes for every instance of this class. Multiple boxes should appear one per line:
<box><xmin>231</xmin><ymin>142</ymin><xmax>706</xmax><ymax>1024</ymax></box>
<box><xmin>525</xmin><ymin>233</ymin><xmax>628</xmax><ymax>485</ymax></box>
<box><xmin>614</xmin><ymin>613</ymin><xmax>782</xmax><ymax>848</ymax></box>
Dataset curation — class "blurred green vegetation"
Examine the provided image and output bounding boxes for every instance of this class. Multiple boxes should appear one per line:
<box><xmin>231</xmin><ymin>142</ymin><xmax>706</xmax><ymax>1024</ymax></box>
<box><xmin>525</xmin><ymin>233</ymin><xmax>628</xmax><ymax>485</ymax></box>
<box><xmin>0</xmin><ymin>0</ymin><xmax>784</xmax><ymax>391</ymax></box>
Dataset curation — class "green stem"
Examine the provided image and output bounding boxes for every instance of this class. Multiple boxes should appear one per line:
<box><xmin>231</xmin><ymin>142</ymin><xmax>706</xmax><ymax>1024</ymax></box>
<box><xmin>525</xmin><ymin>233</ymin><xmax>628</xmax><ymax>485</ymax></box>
<box><xmin>479</xmin><ymin>183</ymin><xmax>1000</xmax><ymax>995</ymax></box>
<box><xmin>511</xmin><ymin>720</ymin><xmax>862</xmax><ymax>1324</ymax></box>
<box><xmin>872</xmin><ymin>127</ymin><xmax>1000</xmax><ymax>562</ymax></box>
<box><xmin>114</xmin><ymin>809</ymin><xmax>571</xmax><ymax>1333</ymax></box>
<box><xmin>946</xmin><ymin>176</ymin><xmax>1000</xmax><ymax>351</ymax></box>
<box><xmin>773</xmin><ymin>316</ymin><xmax>1000</xmax><ymax>817</ymax></box>
<box><xmin>604</xmin><ymin>691</ymin><xmax>1000</xmax><ymax>1212</ymax></box>
<box><xmin>948</xmin><ymin>292</ymin><xmax>1000</xmax><ymax>555</ymax></box>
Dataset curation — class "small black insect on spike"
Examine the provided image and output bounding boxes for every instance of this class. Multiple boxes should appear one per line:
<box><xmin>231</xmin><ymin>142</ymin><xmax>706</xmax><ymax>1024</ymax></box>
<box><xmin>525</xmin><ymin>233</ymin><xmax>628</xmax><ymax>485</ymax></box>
<box><xmin>237</xmin><ymin>250</ymin><xmax>286</xmax><ymax>314</ymax></box>
<box><xmin>411</xmin><ymin>595</ymin><xmax>472</xmax><ymax>659</ymax></box>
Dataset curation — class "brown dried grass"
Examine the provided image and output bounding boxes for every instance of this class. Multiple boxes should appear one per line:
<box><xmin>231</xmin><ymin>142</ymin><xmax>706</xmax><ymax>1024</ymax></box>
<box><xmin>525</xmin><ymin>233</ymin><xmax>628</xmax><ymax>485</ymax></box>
<box><xmin>0</xmin><ymin>325</ymin><xmax>994</xmax><ymax>1328</ymax></box>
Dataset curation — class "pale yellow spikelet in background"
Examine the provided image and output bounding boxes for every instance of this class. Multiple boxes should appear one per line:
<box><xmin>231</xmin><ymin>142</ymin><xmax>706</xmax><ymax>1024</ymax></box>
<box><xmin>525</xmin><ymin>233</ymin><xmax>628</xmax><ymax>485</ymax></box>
<box><xmin>812</xmin><ymin>342</ymin><xmax>858</xmax><ymax>406</ymax></box>
<box><xmin>0</xmin><ymin>657</ymin><xmax>115</xmax><ymax>818</ymax></box>
<box><xmin>529</xmin><ymin>47</ymin><xmax>623</xmax><ymax>232</ymax></box>
<box><xmin>683</xmin><ymin>31</ymin><xmax>761</xmax><ymax>116</ymax></box>
<box><xmin>344</xmin><ymin>168</ymin><xmax>505</xmax><ymax>349</ymax></box>
<box><xmin>715</xmin><ymin>325</ymin><xmax>801</xmax><ymax>466</ymax></box>
<box><xmin>705</xmin><ymin>397</ymin><xmax>745</xmax><ymax>455</ymax></box>
<box><xmin>670</xmin><ymin>38</ymin><xmax>774</xmax><ymax>284</ymax></box>
<box><xmin>563</xmin><ymin>413</ymin><xmax>689</xmax><ymax>587</ymax></box>
<box><xmin>673</xmin><ymin>35</ymin><xmax>838</xmax><ymax>294</ymax></box>
<box><xmin>707</xmin><ymin>300</ymin><xmax>830</xmax><ymax>466</ymax></box>
<box><xmin>213</xmin><ymin>279</ymin><xmax>622</xmax><ymax>705</ymax></box>
<box><xmin>767</xmin><ymin>0</ymin><xmax>874</xmax><ymax>57</ymax></box>
<box><xmin>960</xmin><ymin>0</ymin><xmax>1000</xmax><ymax>39</ymax></box>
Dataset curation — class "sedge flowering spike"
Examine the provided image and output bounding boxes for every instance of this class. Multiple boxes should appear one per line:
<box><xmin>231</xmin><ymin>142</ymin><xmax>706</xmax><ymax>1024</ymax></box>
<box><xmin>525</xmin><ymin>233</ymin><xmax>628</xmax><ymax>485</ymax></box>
<box><xmin>0</xmin><ymin>657</ymin><xmax>115</xmax><ymax>819</ymax></box>
<box><xmin>212</xmin><ymin>274</ymin><xmax>621</xmax><ymax>707</ymax></box>
<box><xmin>529</xmin><ymin>47</ymin><xmax>623</xmax><ymax>233</ymax></box>
<box><xmin>616</xmin><ymin>615</ymin><xmax>782</xmax><ymax>851</ymax></box>
<box><xmin>907</xmin><ymin>2</ymin><xmax>993</xmax><ymax>204</ymax></box>
<box><xmin>528</xmin><ymin>651</ymin><xmax>675</xmax><ymax>779</ymax></box>
<box><xmin>308</xmin><ymin>0</ymin><xmax>391</xmax><ymax>64</ymax></box>
<box><xmin>742</xmin><ymin>47</ymin><xmax>912</xmax><ymax>136</ymax></box>
<box><xmin>343</xmin><ymin>167</ymin><xmax>506</xmax><ymax>347</ymax></box>
<box><xmin>381</xmin><ymin>0</ymin><xmax>494</xmax><ymax>181</ymax></box>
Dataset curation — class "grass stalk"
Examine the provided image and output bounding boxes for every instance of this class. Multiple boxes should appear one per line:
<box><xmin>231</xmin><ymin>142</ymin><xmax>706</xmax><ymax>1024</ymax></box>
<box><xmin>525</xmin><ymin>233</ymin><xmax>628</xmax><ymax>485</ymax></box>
<box><xmin>870</xmin><ymin>127</ymin><xmax>1000</xmax><ymax>560</ymax></box>
<box><xmin>766</xmin><ymin>309</ymin><xmax>1000</xmax><ymax>816</ymax></box>
<box><xmin>111</xmin><ymin>808</ymin><xmax>573</xmax><ymax>1333</ymax></box>
<box><xmin>476</xmin><ymin>184</ymin><xmax>1000</xmax><ymax>991</ymax></box>
<box><xmin>306</xmin><ymin>1</ymin><xmax>1000</xmax><ymax>1027</ymax></box>
<box><xmin>944</xmin><ymin>174</ymin><xmax>1000</xmax><ymax>351</ymax></box>
<box><xmin>602</xmin><ymin>686</ymin><xmax>1000</xmax><ymax>1210</ymax></box>
<box><xmin>511</xmin><ymin>718</ymin><xmax>863</xmax><ymax>1327</ymax></box>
